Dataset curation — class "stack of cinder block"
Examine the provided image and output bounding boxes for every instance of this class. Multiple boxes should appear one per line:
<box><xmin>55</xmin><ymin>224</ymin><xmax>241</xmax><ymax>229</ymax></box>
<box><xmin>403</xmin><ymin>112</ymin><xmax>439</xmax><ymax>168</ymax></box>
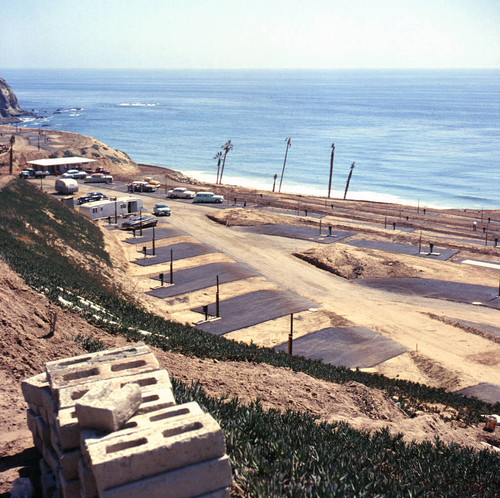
<box><xmin>22</xmin><ymin>343</ymin><xmax>233</xmax><ymax>497</ymax></box>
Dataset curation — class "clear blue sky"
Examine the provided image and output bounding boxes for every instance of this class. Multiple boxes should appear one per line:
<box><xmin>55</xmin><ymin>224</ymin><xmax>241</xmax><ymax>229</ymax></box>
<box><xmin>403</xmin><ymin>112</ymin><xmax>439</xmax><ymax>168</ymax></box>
<box><xmin>2</xmin><ymin>0</ymin><xmax>498</xmax><ymax>69</ymax></box>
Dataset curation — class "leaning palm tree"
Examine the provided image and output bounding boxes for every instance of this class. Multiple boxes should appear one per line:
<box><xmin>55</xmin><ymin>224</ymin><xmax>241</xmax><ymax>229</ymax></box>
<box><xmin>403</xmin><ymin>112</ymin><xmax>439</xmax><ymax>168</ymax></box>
<box><xmin>214</xmin><ymin>151</ymin><xmax>223</xmax><ymax>184</ymax></box>
<box><xmin>278</xmin><ymin>137</ymin><xmax>291</xmax><ymax>193</ymax></box>
<box><xmin>343</xmin><ymin>162</ymin><xmax>355</xmax><ymax>200</ymax></box>
<box><xmin>218</xmin><ymin>140</ymin><xmax>233</xmax><ymax>185</ymax></box>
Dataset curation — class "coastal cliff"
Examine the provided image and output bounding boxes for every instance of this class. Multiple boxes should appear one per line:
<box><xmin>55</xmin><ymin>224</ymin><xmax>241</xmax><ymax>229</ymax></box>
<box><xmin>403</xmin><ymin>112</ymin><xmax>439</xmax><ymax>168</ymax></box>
<box><xmin>0</xmin><ymin>78</ymin><xmax>32</xmax><ymax>123</ymax></box>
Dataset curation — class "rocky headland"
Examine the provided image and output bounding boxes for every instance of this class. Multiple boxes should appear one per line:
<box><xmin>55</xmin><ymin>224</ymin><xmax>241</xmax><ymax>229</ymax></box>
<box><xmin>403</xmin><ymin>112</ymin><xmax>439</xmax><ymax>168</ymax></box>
<box><xmin>0</xmin><ymin>78</ymin><xmax>33</xmax><ymax>124</ymax></box>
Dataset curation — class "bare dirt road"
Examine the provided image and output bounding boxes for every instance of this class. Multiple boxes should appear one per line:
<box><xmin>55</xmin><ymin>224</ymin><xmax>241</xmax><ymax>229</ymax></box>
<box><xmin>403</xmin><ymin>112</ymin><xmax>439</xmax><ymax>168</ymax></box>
<box><xmin>88</xmin><ymin>183</ymin><xmax>500</xmax><ymax>393</ymax></box>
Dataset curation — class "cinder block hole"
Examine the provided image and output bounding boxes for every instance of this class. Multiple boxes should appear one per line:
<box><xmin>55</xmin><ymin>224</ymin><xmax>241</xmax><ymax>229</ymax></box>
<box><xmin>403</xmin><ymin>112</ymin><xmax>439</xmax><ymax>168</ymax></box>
<box><xmin>106</xmin><ymin>437</ymin><xmax>148</xmax><ymax>454</ymax></box>
<box><xmin>162</xmin><ymin>422</ymin><xmax>202</xmax><ymax>439</ymax></box>
<box><xmin>111</xmin><ymin>360</ymin><xmax>146</xmax><ymax>372</ymax></box>
<box><xmin>56</xmin><ymin>357</ymin><xmax>92</xmax><ymax>368</ymax></box>
<box><xmin>150</xmin><ymin>408</ymin><xmax>189</xmax><ymax>423</ymax></box>
<box><xmin>70</xmin><ymin>410</ymin><xmax>77</xmax><ymax>419</ymax></box>
<box><xmin>122</xmin><ymin>421</ymin><xmax>138</xmax><ymax>429</ymax></box>
<box><xmin>63</xmin><ymin>368</ymin><xmax>99</xmax><ymax>382</ymax></box>
<box><xmin>103</xmin><ymin>347</ymin><xmax>138</xmax><ymax>359</ymax></box>
<box><xmin>70</xmin><ymin>390</ymin><xmax>89</xmax><ymax>401</ymax></box>
<box><xmin>142</xmin><ymin>394</ymin><xmax>159</xmax><ymax>403</ymax></box>
<box><xmin>125</xmin><ymin>377</ymin><xmax>158</xmax><ymax>388</ymax></box>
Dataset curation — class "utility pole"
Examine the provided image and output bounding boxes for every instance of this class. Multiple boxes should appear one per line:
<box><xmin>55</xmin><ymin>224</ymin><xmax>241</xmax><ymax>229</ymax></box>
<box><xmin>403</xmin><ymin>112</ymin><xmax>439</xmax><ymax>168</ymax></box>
<box><xmin>279</xmin><ymin>137</ymin><xmax>291</xmax><ymax>193</ymax></box>
<box><xmin>328</xmin><ymin>142</ymin><xmax>335</xmax><ymax>198</ymax></box>
<box><xmin>9</xmin><ymin>135</ymin><xmax>15</xmax><ymax>174</ymax></box>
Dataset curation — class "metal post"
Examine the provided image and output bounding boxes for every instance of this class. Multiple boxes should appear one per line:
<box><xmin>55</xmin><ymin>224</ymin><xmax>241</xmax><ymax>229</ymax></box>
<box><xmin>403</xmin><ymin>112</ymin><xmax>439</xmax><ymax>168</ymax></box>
<box><xmin>160</xmin><ymin>273</ymin><xmax>164</xmax><ymax>287</ymax></box>
<box><xmin>152</xmin><ymin>226</ymin><xmax>156</xmax><ymax>256</ymax></box>
<box><xmin>203</xmin><ymin>305</ymin><xmax>208</xmax><ymax>321</ymax></box>
<box><xmin>143</xmin><ymin>246</ymin><xmax>147</xmax><ymax>264</ymax></box>
<box><xmin>115</xmin><ymin>199</ymin><xmax>118</xmax><ymax>224</ymax></box>
<box><xmin>170</xmin><ymin>249</ymin><xmax>173</xmax><ymax>284</ymax></box>
<box><xmin>328</xmin><ymin>225</ymin><xmax>332</xmax><ymax>237</ymax></box>
<box><xmin>139</xmin><ymin>210</ymin><xmax>143</xmax><ymax>237</ymax></box>
<box><xmin>288</xmin><ymin>313</ymin><xmax>294</xmax><ymax>355</ymax></box>
<box><xmin>216</xmin><ymin>275</ymin><xmax>220</xmax><ymax>318</ymax></box>
<box><xmin>393</xmin><ymin>222</ymin><xmax>396</xmax><ymax>230</ymax></box>
<box><xmin>319</xmin><ymin>219</ymin><xmax>322</xmax><ymax>236</ymax></box>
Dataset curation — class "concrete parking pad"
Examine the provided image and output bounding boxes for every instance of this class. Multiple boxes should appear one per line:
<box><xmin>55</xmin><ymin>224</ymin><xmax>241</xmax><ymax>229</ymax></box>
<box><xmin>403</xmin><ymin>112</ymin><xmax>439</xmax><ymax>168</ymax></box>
<box><xmin>235</xmin><ymin>224</ymin><xmax>355</xmax><ymax>244</ymax></box>
<box><xmin>345</xmin><ymin>239</ymin><xmax>458</xmax><ymax>261</ymax></box>
<box><xmin>146</xmin><ymin>262</ymin><xmax>259</xmax><ymax>298</ymax></box>
<box><xmin>274</xmin><ymin>326</ymin><xmax>408</xmax><ymax>368</ymax></box>
<box><xmin>192</xmin><ymin>289</ymin><xmax>318</xmax><ymax>336</ymax></box>
<box><xmin>356</xmin><ymin>278</ymin><xmax>500</xmax><ymax>309</ymax></box>
<box><xmin>459</xmin><ymin>259</ymin><xmax>500</xmax><ymax>270</ymax></box>
<box><xmin>132</xmin><ymin>242</ymin><xmax>216</xmax><ymax>267</ymax></box>
<box><xmin>455</xmin><ymin>383</ymin><xmax>500</xmax><ymax>405</ymax></box>
<box><xmin>124</xmin><ymin>226</ymin><xmax>186</xmax><ymax>244</ymax></box>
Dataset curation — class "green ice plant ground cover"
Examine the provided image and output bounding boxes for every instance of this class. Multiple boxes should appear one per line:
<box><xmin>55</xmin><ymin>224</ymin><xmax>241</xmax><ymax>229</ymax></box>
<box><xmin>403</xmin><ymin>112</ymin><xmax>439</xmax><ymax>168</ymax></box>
<box><xmin>0</xmin><ymin>179</ymin><xmax>499</xmax><ymax>495</ymax></box>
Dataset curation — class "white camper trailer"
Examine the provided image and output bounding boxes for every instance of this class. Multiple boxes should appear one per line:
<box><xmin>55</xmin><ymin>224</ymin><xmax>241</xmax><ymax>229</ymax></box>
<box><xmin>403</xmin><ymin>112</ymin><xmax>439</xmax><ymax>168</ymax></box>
<box><xmin>79</xmin><ymin>197</ymin><xmax>143</xmax><ymax>220</ymax></box>
<box><xmin>55</xmin><ymin>178</ymin><xmax>79</xmax><ymax>195</ymax></box>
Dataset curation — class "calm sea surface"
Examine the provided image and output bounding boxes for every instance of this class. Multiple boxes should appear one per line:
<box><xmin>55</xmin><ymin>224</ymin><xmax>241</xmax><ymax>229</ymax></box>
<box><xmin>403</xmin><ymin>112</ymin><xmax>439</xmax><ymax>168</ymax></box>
<box><xmin>3</xmin><ymin>68</ymin><xmax>499</xmax><ymax>209</ymax></box>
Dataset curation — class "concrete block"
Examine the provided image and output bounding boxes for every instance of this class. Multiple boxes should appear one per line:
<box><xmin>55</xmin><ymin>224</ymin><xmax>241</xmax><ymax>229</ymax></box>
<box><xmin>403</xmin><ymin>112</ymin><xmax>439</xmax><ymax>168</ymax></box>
<box><xmin>75</xmin><ymin>383</ymin><xmax>142</xmax><ymax>432</ymax></box>
<box><xmin>45</xmin><ymin>343</ymin><xmax>151</xmax><ymax>377</ymax></box>
<box><xmin>56</xmin><ymin>406</ymin><xmax>80</xmax><ymax>451</ymax></box>
<box><xmin>50</xmin><ymin>430</ymin><xmax>81</xmax><ymax>481</ymax></box>
<box><xmin>41</xmin><ymin>441</ymin><xmax>59</xmax><ymax>475</ymax></box>
<box><xmin>27</xmin><ymin>408</ymin><xmax>37</xmax><ymax>435</ymax></box>
<box><xmin>57</xmin><ymin>467</ymin><xmax>81</xmax><ymax>498</ymax></box>
<box><xmin>48</xmin><ymin>352</ymin><xmax>159</xmax><ymax>402</ymax></box>
<box><xmin>78</xmin><ymin>458</ymin><xmax>97</xmax><ymax>498</ymax></box>
<box><xmin>39</xmin><ymin>458</ymin><xmax>57</xmax><ymax>498</ymax></box>
<box><xmin>58</xmin><ymin>369</ymin><xmax>172</xmax><ymax>410</ymax></box>
<box><xmin>21</xmin><ymin>372</ymin><xmax>48</xmax><ymax>406</ymax></box>
<box><xmin>87</xmin><ymin>412</ymin><xmax>227</xmax><ymax>492</ymax></box>
<box><xmin>81</xmin><ymin>401</ymin><xmax>204</xmax><ymax>459</ymax></box>
<box><xmin>59</xmin><ymin>382</ymin><xmax>176</xmax><ymax>451</ymax></box>
<box><xmin>102</xmin><ymin>455</ymin><xmax>233</xmax><ymax>498</ymax></box>
<box><xmin>35</xmin><ymin>412</ymin><xmax>51</xmax><ymax>445</ymax></box>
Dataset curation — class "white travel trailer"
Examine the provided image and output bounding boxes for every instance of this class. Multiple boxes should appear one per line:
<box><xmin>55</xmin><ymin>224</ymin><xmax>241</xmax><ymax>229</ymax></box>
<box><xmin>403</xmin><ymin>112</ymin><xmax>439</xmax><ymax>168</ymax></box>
<box><xmin>55</xmin><ymin>178</ymin><xmax>79</xmax><ymax>195</ymax></box>
<box><xmin>79</xmin><ymin>197</ymin><xmax>143</xmax><ymax>220</ymax></box>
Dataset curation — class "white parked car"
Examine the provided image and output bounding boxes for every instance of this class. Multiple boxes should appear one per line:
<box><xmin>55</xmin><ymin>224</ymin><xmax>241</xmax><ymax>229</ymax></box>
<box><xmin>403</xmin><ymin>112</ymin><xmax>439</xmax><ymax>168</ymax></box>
<box><xmin>84</xmin><ymin>173</ymin><xmax>113</xmax><ymax>184</ymax></box>
<box><xmin>153</xmin><ymin>203</ymin><xmax>171</xmax><ymax>216</ymax></box>
<box><xmin>167</xmin><ymin>187</ymin><xmax>196</xmax><ymax>199</ymax></box>
<box><xmin>62</xmin><ymin>169</ymin><xmax>87</xmax><ymax>179</ymax></box>
<box><xmin>192</xmin><ymin>192</ymin><xmax>224</xmax><ymax>203</ymax></box>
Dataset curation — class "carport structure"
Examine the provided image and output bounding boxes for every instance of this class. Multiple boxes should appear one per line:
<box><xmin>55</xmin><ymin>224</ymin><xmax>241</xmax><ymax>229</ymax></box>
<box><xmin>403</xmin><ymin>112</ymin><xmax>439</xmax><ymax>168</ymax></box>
<box><xmin>27</xmin><ymin>157</ymin><xmax>96</xmax><ymax>174</ymax></box>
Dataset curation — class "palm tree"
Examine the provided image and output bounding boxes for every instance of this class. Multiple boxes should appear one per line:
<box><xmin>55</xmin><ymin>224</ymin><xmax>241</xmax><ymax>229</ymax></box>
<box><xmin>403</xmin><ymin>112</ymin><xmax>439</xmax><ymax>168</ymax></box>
<box><xmin>328</xmin><ymin>142</ymin><xmax>335</xmax><ymax>198</ymax></box>
<box><xmin>218</xmin><ymin>140</ymin><xmax>233</xmax><ymax>185</ymax></box>
<box><xmin>214</xmin><ymin>151</ymin><xmax>223</xmax><ymax>184</ymax></box>
<box><xmin>344</xmin><ymin>162</ymin><xmax>355</xmax><ymax>200</ymax></box>
<box><xmin>279</xmin><ymin>137</ymin><xmax>291</xmax><ymax>193</ymax></box>
<box><xmin>272</xmin><ymin>173</ymin><xmax>278</xmax><ymax>192</ymax></box>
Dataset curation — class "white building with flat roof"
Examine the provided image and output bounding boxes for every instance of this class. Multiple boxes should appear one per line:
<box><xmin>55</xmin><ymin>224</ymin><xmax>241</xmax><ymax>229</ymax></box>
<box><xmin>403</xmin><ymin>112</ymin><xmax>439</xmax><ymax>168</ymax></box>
<box><xmin>27</xmin><ymin>157</ymin><xmax>96</xmax><ymax>174</ymax></box>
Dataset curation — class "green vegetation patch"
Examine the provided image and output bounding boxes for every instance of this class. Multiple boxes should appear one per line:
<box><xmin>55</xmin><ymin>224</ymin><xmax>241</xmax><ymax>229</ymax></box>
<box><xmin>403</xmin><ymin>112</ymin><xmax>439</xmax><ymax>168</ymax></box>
<box><xmin>173</xmin><ymin>380</ymin><xmax>499</xmax><ymax>497</ymax></box>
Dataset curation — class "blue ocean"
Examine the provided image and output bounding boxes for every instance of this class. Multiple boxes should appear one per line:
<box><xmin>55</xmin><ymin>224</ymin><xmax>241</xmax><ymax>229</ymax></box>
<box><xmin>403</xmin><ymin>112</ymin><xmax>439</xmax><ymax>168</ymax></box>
<box><xmin>3</xmin><ymin>68</ymin><xmax>499</xmax><ymax>209</ymax></box>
